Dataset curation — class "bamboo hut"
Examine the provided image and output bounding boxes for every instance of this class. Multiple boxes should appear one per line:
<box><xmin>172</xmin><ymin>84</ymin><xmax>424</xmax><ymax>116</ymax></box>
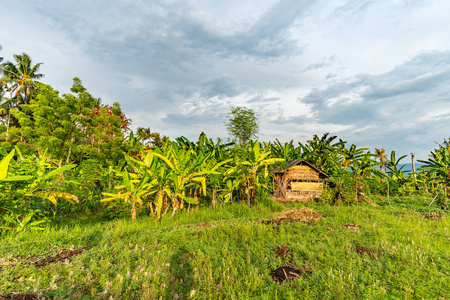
<box><xmin>273</xmin><ymin>159</ymin><xmax>329</xmax><ymax>201</ymax></box>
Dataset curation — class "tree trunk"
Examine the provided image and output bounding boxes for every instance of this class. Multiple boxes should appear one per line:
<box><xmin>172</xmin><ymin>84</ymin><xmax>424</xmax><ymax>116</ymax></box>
<box><xmin>212</xmin><ymin>188</ymin><xmax>217</xmax><ymax>209</ymax></box>
<box><xmin>131</xmin><ymin>203</ymin><xmax>137</xmax><ymax>224</ymax></box>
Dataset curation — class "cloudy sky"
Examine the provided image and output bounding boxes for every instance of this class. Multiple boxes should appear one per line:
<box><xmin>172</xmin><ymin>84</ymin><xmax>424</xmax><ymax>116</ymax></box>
<box><xmin>1</xmin><ymin>0</ymin><xmax>450</xmax><ymax>159</ymax></box>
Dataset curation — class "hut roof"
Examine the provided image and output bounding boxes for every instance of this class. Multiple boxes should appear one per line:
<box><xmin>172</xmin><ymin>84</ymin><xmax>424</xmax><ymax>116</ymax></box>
<box><xmin>273</xmin><ymin>159</ymin><xmax>329</xmax><ymax>178</ymax></box>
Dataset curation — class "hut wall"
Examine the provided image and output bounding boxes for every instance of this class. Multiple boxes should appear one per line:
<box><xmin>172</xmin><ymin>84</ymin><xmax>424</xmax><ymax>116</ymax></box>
<box><xmin>291</xmin><ymin>182</ymin><xmax>323</xmax><ymax>191</ymax></box>
<box><xmin>286</xmin><ymin>165</ymin><xmax>319</xmax><ymax>181</ymax></box>
<box><xmin>286</xmin><ymin>190</ymin><xmax>323</xmax><ymax>200</ymax></box>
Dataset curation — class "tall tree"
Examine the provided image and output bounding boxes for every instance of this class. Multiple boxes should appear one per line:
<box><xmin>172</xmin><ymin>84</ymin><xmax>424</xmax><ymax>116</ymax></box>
<box><xmin>0</xmin><ymin>53</ymin><xmax>44</xmax><ymax>105</ymax></box>
<box><xmin>225</xmin><ymin>106</ymin><xmax>259</xmax><ymax>147</ymax></box>
<box><xmin>9</xmin><ymin>78</ymin><xmax>129</xmax><ymax>166</ymax></box>
<box><xmin>136</xmin><ymin>127</ymin><xmax>152</xmax><ymax>145</ymax></box>
<box><xmin>1</xmin><ymin>53</ymin><xmax>44</xmax><ymax>138</ymax></box>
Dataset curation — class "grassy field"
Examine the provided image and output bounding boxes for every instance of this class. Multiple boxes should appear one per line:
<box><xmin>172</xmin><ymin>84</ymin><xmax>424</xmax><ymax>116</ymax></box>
<box><xmin>0</xmin><ymin>197</ymin><xmax>449</xmax><ymax>299</ymax></box>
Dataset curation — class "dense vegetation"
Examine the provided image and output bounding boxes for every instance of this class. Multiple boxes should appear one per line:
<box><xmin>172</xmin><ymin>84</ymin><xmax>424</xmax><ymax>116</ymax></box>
<box><xmin>1</xmin><ymin>52</ymin><xmax>449</xmax><ymax>298</ymax></box>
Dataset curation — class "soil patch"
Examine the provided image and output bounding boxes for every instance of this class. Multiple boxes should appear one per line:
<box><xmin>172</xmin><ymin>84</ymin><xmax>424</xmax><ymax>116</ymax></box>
<box><xmin>422</xmin><ymin>213</ymin><xmax>443</xmax><ymax>220</ymax></box>
<box><xmin>0</xmin><ymin>293</ymin><xmax>45</xmax><ymax>300</ymax></box>
<box><xmin>264</xmin><ymin>207</ymin><xmax>323</xmax><ymax>227</ymax></box>
<box><xmin>186</xmin><ymin>222</ymin><xmax>217</xmax><ymax>229</ymax></box>
<box><xmin>34</xmin><ymin>247</ymin><xmax>91</xmax><ymax>267</ymax></box>
<box><xmin>340</xmin><ymin>223</ymin><xmax>361</xmax><ymax>232</ymax></box>
<box><xmin>102</xmin><ymin>225</ymin><xmax>116</xmax><ymax>230</ymax></box>
<box><xmin>277</xmin><ymin>208</ymin><xmax>323</xmax><ymax>222</ymax></box>
<box><xmin>270</xmin><ymin>264</ymin><xmax>312</xmax><ymax>283</ymax></box>
<box><xmin>274</xmin><ymin>245</ymin><xmax>293</xmax><ymax>260</ymax></box>
<box><xmin>355</xmin><ymin>246</ymin><xmax>378</xmax><ymax>259</ymax></box>
<box><xmin>0</xmin><ymin>247</ymin><xmax>91</xmax><ymax>269</ymax></box>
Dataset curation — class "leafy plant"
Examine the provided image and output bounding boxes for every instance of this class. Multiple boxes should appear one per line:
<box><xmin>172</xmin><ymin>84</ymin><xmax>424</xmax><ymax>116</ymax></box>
<box><xmin>1</xmin><ymin>211</ymin><xmax>46</xmax><ymax>232</ymax></box>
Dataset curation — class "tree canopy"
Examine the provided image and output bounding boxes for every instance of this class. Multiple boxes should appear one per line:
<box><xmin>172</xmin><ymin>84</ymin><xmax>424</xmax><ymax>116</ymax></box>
<box><xmin>225</xmin><ymin>106</ymin><xmax>259</xmax><ymax>147</ymax></box>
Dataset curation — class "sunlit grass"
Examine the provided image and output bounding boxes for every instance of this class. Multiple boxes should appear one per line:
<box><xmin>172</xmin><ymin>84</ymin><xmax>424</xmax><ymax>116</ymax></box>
<box><xmin>0</xmin><ymin>198</ymin><xmax>449</xmax><ymax>299</ymax></box>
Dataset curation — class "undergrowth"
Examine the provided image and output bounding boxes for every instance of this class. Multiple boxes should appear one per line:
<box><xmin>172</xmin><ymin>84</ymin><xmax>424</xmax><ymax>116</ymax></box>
<box><xmin>0</xmin><ymin>198</ymin><xmax>449</xmax><ymax>299</ymax></box>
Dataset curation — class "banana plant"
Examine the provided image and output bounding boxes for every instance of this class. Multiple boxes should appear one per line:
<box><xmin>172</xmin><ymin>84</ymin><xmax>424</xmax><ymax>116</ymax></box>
<box><xmin>0</xmin><ymin>211</ymin><xmax>46</xmax><ymax>232</ymax></box>
<box><xmin>418</xmin><ymin>145</ymin><xmax>450</xmax><ymax>184</ymax></box>
<box><xmin>18</xmin><ymin>157</ymin><xmax>79</xmax><ymax>205</ymax></box>
<box><xmin>384</xmin><ymin>151</ymin><xmax>412</xmax><ymax>196</ymax></box>
<box><xmin>340</xmin><ymin>144</ymin><xmax>369</xmax><ymax>172</ymax></box>
<box><xmin>418</xmin><ymin>144</ymin><xmax>450</xmax><ymax>206</ymax></box>
<box><xmin>150</xmin><ymin>144</ymin><xmax>205</xmax><ymax>215</ymax></box>
<box><xmin>220</xmin><ymin>178</ymin><xmax>240</xmax><ymax>204</ymax></box>
<box><xmin>200</xmin><ymin>151</ymin><xmax>232</xmax><ymax>208</ymax></box>
<box><xmin>150</xmin><ymin>143</ymin><xmax>229</xmax><ymax>215</ymax></box>
<box><xmin>102</xmin><ymin>168</ymin><xmax>153</xmax><ymax>223</ymax></box>
<box><xmin>0</xmin><ymin>149</ymin><xmax>33</xmax><ymax>184</ymax></box>
<box><xmin>269</xmin><ymin>139</ymin><xmax>298</xmax><ymax>161</ymax></box>
<box><xmin>227</xmin><ymin>141</ymin><xmax>283</xmax><ymax>205</ymax></box>
<box><xmin>348</xmin><ymin>151</ymin><xmax>382</xmax><ymax>201</ymax></box>
<box><xmin>0</xmin><ymin>149</ymin><xmax>78</xmax><ymax>205</ymax></box>
<box><xmin>134</xmin><ymin>150</ymin><xmax>174</xmax><ymax>220</ymax></box>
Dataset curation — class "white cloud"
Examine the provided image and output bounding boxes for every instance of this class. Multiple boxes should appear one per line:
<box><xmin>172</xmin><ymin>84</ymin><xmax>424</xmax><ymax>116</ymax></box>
<box><xmin>1</xmin><ymin>0</ymin><xmax>450</xmax><ymax>159</ymax></box>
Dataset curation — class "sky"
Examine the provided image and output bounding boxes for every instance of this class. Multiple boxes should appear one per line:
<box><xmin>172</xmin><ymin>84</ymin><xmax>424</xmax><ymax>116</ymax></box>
<box><xmin>1</xmin><ymin>0</ymin><xmax>450</xmax><ymax>159</ymax></box>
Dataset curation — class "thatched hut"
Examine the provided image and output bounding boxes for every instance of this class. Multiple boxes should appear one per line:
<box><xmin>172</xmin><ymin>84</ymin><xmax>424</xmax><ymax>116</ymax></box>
<box><xmin>273</xmin><ymin>159</ymin><xmax>329</xmax><ymax>201</ymax></box>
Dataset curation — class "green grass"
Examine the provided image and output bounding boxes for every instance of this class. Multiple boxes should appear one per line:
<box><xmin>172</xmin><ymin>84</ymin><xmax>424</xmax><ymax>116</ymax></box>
<box><xmin>0</xmin><ymin>199</ymin><xmax>449</xmax><ymax>299</ymax></box>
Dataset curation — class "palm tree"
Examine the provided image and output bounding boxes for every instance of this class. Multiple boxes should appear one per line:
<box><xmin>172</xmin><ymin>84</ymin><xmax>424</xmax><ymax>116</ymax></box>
<box><xmin>0</xmin><ymin>53</ymin><xmax>44</xmax><ymax>105</ymax></box>
<box><xmin>136</xmin><ymin>127</ymin><xmax>152</xmax><ymax>145</ymax></box>
<box><xmin>1</xmin><ymin>53</ymin><xmax>44</xmax><ymax>137</ymax></box>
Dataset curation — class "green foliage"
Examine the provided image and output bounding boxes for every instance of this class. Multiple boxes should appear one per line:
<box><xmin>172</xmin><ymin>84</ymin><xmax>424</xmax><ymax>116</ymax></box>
<box><xmin>0</xmin><ymin>150</ymin><xmax>79</xmax><ymax>232</ymax></box>
<box><xmin>0</xmin><ymin>211</ymin><xmax>46</xmax><ymax>232</ymax></box>
<box><xmin>0</xmin><ymin>53</ymin><xmax>44</xmax><ymax>105</ymax></box>
<box><xmin>7</xmin><ymin>78</ymin><xmax>129</xmax><ymax>166</ymax></box>
<box><xmin>418</xmin><ymin>143</ymin><xmax>450</xmax><ymax>209</ymax></box>
<box><xmin>225</xmin><ymin>106</ymin><xmax>259</xmax><ymax>147</ymax></box>
<box><xmin>0</xmin><ymin>201</ymin><xmax>448</xmax><ymax>299</ymax></box>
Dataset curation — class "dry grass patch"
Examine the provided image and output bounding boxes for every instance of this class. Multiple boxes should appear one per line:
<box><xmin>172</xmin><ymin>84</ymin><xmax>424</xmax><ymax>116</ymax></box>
<box><xmin>340</xmin><ymin>223</ymin><xmax>361</xmax><ymax>232</ymax></box>
<box><xmin>0</xmin><ymin>292</ymin><xmax>45</xmax><ymax>300</ymax></box>
<box><xmin>276</xmin><ymin>207</ymin><xmax>323</xmax><ymax>223</ymax></box>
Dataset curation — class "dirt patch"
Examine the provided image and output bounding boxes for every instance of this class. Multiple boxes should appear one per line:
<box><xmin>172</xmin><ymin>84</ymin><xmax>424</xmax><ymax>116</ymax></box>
<box><xmin>0</xmin><ymin>293</ymin><xmax>45</xmax><ymax>300</ymax></box>
<box><xmin>270</xmin><ymin>264</ymin><xmax>312</xmax><ymax>283</ymax></box>
<box><xmin>355</xmin><ymin>246</ymin><xmax>379</xmax><ymax>259</ymax></box>
<box><xmin>264</xmin><ymin>208</ymin><xmax>323</xmax><ymax>227</ymax></box>
<box><xmin>34</xmin><ymin>247</ymin><xmax>91</xmax><ymax>267</ymax></box>
<box><xmin>277</xmin><ymin>208</ymin><xmax>323</xmax><ymax>222</ymax></box>
<box><xmin>0</xmin><ymin>247</ymin><xmax>91</xmax><ymax>270</ymax></box>
<box><xmin>186</xmin><ymin>222</ymin><xmax>217</xmax><ymax>229</ymax></box>
<box><xmin>422</xmin><ymin>213</ymin><xmax>443</xmax><ymax>220</ymax></box>
<box><xmin>102</xmin><ymin>225</ymin><xmax>116</xmax><ymax>230</ymax></box>
<box><xmin>274</xmin><ymin>245</ymin><xmax>293</xmax><ymax>260</ymax></box>
<box><xmin>340</xmin><ymin>223</ymin><xmax>361</xmax><ymax>232</ymax></box>
<box><xmin>325</xmin><ymin>226</ymin><xmax>334</xmax><ymax>231</ymax></box>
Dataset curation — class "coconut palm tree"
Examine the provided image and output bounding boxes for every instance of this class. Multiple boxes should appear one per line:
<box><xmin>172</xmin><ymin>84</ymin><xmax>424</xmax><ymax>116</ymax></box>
<box><xmin>1</xmin><ymin>53</ymin><xmax>44</xmax><ymax>105</ymax></box>
<box><xmin>1</xmin><ymin>53</ymin><xmax>44</xmax><ymax>137</ymax></box>
<box><xmin>136</xmin><ymin>127</ymin><xmax>152</xmax><ymax>145</ymax></box>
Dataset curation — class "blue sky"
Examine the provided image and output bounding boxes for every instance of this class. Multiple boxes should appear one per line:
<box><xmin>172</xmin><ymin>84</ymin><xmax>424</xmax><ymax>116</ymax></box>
<box><xmin>1</xmin><ymin>0</ymin><xmax>450</xmax><ymax>159</ymax></box>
